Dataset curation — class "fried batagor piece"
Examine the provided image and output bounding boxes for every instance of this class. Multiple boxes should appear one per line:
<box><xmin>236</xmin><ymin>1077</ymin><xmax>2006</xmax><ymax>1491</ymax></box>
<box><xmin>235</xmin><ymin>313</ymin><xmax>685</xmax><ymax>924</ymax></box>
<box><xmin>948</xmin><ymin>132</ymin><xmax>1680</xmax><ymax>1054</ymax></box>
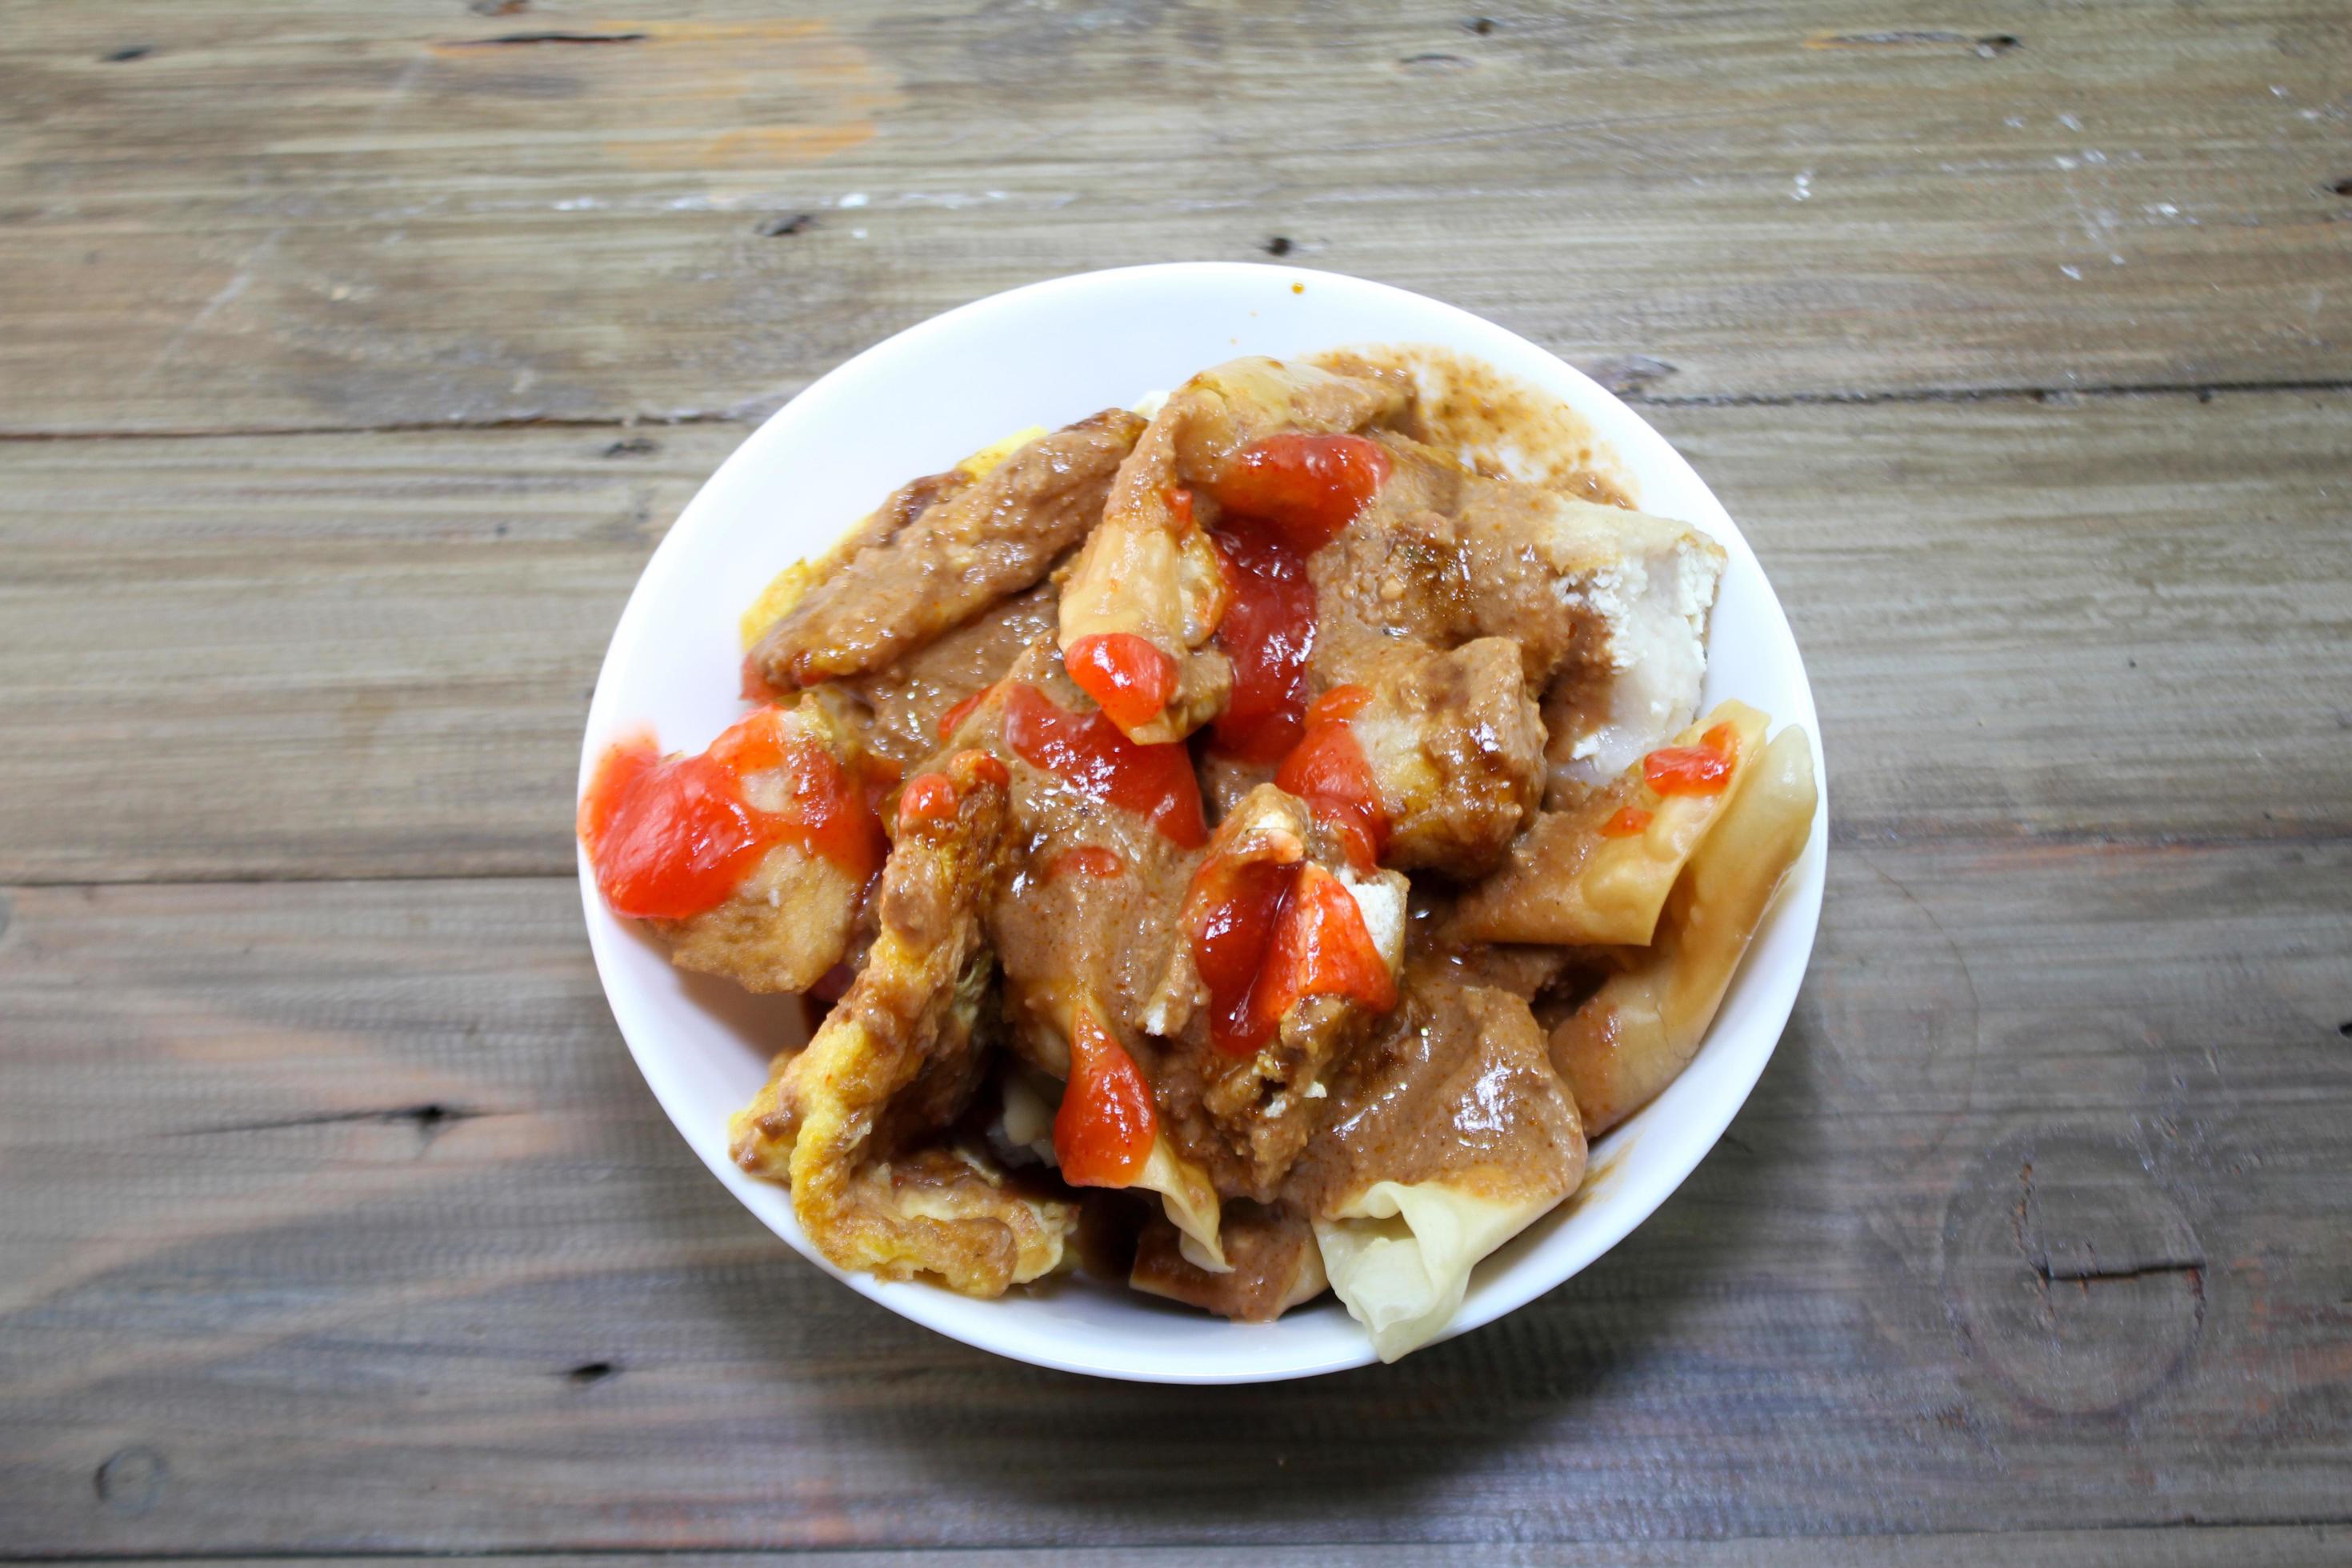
<box><xmin>730</xmin><ymin>750</ymin><xmax>1074</xmax><ymax>1294</ymax></box>
<box><xmin>1549</xmin><ymin>726</ymin><xmax>1818</xmax><ymax>1135</ymax></box>
<box><xmin>842</xmin><ymin>581</ymin><xmax>1058</xmax><ymax>772</ymax></box>
<box><xmin>1130</xmin><ymin>1200</ymin><xmax>1327</xmax><ymax>1322</ymax></box>
<box><xmin>578</xmin><ymin>691</ymin><xmax>887</xmax><ymax>994</ymax></box>
<box><xmin>1058</xmin><ymin>358</ymin><xmax>1409</xmax><ymax>744</ymax></box>
<box><xmin>1315</xmin><ymin>432</ymin><xmax>1726</xmax><ymax>805</ymax></box>
<box><xmin>921</xmin><ymin>639</ymin><xmax>1206</xmax><ymax>1078</ymax></box>
<box><xmin>748</xmin><ymin>410</ymin><xmax>1145</xmax><ymax>691</ymax></box>
<box><xmin>914</xmin><ymin>647</ymin><xmax>1235</xmax><ymax>1270</ymax></box>
<box><xmin>1297</xmin><ymin>636</ymin><xmax>1547</xmax><ymax>878</ymax></box>
<box><xmin>1146</xmin><ymin>786</ymin><xmax>1410</xmax><ymax>1201</ymax></box>
<box><xmin>1450</xmin><ymin>700</ymin><xmax>1770</xmax><ymax>948</ymax></box>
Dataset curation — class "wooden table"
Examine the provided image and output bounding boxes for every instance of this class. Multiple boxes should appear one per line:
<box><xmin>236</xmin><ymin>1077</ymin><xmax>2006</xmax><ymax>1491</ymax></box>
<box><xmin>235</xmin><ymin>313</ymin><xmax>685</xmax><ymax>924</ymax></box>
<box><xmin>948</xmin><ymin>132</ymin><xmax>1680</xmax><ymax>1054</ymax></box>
<box><xmin>5</xmin><ymin>2</ymin><xmax>2347</xmax><ymax>1561</ymax></box>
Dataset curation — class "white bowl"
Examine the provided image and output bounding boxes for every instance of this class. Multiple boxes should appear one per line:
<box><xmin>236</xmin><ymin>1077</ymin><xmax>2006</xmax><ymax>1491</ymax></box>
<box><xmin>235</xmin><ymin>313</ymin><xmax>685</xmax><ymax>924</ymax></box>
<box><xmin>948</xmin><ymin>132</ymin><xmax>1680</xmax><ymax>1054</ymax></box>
<box><xmin>578</xmin><ymin>262</ymin><xmax>1828</xmax><ymax>1384</ymax></box>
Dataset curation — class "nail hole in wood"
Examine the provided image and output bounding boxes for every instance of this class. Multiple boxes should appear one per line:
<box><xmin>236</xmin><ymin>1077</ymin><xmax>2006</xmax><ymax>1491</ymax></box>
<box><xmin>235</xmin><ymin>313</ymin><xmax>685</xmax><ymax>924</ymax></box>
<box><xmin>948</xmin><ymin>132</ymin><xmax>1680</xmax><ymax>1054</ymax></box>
<box><xmin>1974</xmin><ymin>34</ymin><xmax>2022</xmax><ymax>56</ymax></box>
<box><xmin>102</xmin><ymin>45</ymin><xmax>154</xmax><ymax>62</ymax></box>
<box><xmin>568</xmin><ymin>1360</ymin><xmax>618</xmax><ymax>1385</ymax></box>
<box><xmin>2332</xmin><ymin>178</ymin><xmax>2352</xmax><ymax>198</ymax></box>
<box><xmin>758</xmin><ymin>213</ymin><xmax>816</xmax><ymax>238</ymax></box>
<box><xmin>1465</xmin><ymin>16</ymin><xmax>1496</xmax><ymax>34</ymax></box>
<box><xmin>1263</xmin><ymin>236</ymin><xmax>1293</xmax><ymax>256</ymax></box>
<box><xmin>94</xmin><ymin>1447</ymin><xmax>167</xmax><ymax>1513</ymax></box>
<box><xmin>2338</xmin><ymin>1021</ymin><xmax>2352</xmax><ymax>1038</ymax></box>
<box><xmin>603</xmin><ymin>435</ymin><xmax>659</xmax><ymax>458</ymax></box>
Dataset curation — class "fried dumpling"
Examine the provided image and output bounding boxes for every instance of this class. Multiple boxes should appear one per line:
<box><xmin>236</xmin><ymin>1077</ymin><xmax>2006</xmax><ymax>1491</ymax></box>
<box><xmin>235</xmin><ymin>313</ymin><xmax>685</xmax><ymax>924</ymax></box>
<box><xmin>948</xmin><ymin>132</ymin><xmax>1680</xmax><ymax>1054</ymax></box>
<box><xmin>1131</xmin><ymin>1201</ymin><xmax>1326</xmax><ymax>1321</ymax></box>
<box><xmin>1300</xmin><ymin>975</ymin><xmax>1586</xmax><ymax>1362</ymax></box>
<box><xmin>747</xmin><ymin>410</ymin><xmax>1144</xmax><ymax>690</ymax></box>
<box><xmin>578</xmin><ymin>690</ymin><xmax>888</xmax><ymax>994</ymax></box>
<box><xmin>730</xmin><ymin>750</ymin><xmax>1075</xmax><ymax>1294</ymax></box>
<box><xmin>1057</xmin><ymin>358</ymin><xmax>1410</xmax><ymax>743</ymax></box>
<box><xmin>1549</xmin><ymin>726</ymin><xmax>1818</xmax><ymax>1135</ymax></box>
<box><xmin>1449</xmin><ymin>700</ymin><xmax>1770</xmax><ymax>948</ymax></box>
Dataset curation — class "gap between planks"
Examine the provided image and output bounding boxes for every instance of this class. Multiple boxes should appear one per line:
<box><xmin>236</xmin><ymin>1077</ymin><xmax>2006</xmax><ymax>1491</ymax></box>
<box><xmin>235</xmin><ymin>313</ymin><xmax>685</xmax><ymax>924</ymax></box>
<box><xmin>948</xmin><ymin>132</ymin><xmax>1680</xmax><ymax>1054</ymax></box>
<box><xmin>1</xmin><ymin>378</ymin><xmax>2347</xmax><ymax>445</ymax></box>
<box><xmin>2</xmin><ymin>1517</ymin><xmax>2348</xmax><ymax>1562</ymax></box>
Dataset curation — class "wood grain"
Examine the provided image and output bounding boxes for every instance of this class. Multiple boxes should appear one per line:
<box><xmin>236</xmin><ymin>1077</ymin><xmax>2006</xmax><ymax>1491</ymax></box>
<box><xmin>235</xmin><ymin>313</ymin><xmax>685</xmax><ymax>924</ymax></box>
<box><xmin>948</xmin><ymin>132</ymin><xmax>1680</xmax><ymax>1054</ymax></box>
<box><xmin>1</xmin><ymin>1</ymin><xmax>2346</xmax><ymax>436</ymax></box>
<box><xmin>62</xmin><ymin>1532</ymin><xmax>2352</xmax><ymax>1567</ymax></box>
<box><xmin>3</xmin><ymin>844</ymin><xmax>2346</xmax><ymax>1552</ymax></box>
<box><xmin>4</xmin><ymin>0</ymin><xmax>2349</xmax><ymax>1558</ymax></box>
<box><xmin>2</xmin><ymin>390</ymin><xmax>2343</xmax><ymax>884</ymax></box>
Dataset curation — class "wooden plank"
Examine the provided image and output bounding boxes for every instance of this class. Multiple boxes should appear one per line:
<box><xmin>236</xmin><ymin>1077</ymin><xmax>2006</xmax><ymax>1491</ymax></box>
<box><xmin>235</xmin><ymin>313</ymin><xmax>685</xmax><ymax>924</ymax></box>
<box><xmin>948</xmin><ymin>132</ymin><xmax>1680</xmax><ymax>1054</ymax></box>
<box><xmin>44</xmin><ymin>1529</ymin><xmax>2352</xmax><ymax>1567</ymax></box>
<box><xmin>2</xmin><ymin>845</ymin><xmax>2346</xmax><ymax>1552</ymax></box>
<box><xmin>0</xmin><ymin>422</ymin><xmax>725</xmax><ymax>883</ymax></box>
<box><xmin>2</xmin><ymin>1</ymin><xmax>2346</xmax><ymax>435</ymax></box>
<box><xmin>2</xmin><ymin>390</ymin><xmax>2344</xmax><ymax>884</ymax></box>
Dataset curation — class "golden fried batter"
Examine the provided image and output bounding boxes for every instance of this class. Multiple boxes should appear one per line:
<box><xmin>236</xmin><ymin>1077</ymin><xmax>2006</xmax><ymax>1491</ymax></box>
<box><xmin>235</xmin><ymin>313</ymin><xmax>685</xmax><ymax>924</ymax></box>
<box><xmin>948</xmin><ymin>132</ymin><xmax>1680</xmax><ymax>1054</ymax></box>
<box><xmin>730</xmin><ymin>750</ymin><xmax>1074</xmax><ymax>1293</ymax></box>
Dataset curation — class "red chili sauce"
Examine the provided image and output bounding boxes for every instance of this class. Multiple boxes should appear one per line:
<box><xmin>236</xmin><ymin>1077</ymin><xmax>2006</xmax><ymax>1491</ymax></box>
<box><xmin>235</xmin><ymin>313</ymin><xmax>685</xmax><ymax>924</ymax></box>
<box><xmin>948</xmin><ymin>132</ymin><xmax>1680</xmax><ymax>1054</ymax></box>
<box><xmin>1642</xmin><ymin>722</ymin><xmax>1738</xmax><ymax>797</ymax></box>
<box><xmin>1206</xmin><ymin>433</ymin><xmax>1391</xmax><ymax>766</ymax></box>
<box><xmin>1064</xmin><ymin>632</ymin><xmax>1179</xmax><ymax>734</ymax></box>
<box><xmin>1054</xmin><ymin>1007</ymin><xmax>1157</xmax><ymax>1186</ymax></box>
<box><xmin>1002</xmin><ymin>683</ymin><xmax>1208</xmax><ymax>847</ymax></box>
<box><xmin>1273</xmin><ymin>686</ymin><xmax>1389</xmax><ymax>870</ymax></box>
<box><xmin>1185</xmin><ymin>850</ymin><xmax>1395</xmax><ymax>1058</ymax></box>
<box><xmin>578</xmin><ymin>710</ymin><xmax>886</xmax><ymax>921</ymax></box>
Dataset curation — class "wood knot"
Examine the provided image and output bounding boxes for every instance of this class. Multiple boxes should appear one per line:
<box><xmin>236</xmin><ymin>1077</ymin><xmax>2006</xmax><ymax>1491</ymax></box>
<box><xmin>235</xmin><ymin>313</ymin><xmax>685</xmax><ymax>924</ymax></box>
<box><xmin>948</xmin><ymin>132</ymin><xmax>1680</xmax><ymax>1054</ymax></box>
<box><xmin>602</xmin><ymin>435</ymin><xmax>661</xmax><ymax>458</ymax></box>
<box><xmin>102</xmin><ymin>45</ymin><xmax>154</xmax><ymax>62</ymax></box>
<box><xmin>94</xmin><ymin>1446</ymin><xmax>167</xmax><ymax>1513</ymax></box>
<box><xmin>1942</xmin><ymin>1127</ymin><xmax>2206</xmax><ymax>1416</ymax></box>
<box><xmin>757</xmin><ymin>213</ymin><xmax>817</xmax><ymax>238</ymax></box>
<box><xmin>1582</xmin><ymin>354</ymin><xmax>1679</xmax><ymax>396</ymax></box>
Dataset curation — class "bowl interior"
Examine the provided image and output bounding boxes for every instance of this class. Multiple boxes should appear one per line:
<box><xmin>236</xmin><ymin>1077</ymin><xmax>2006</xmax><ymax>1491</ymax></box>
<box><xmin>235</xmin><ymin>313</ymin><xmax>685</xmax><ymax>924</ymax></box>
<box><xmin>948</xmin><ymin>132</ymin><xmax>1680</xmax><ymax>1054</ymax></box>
<box><xmin>579</xmin><ymin>262</ymin><xmax>1828</xmax><ymax>1383</ymax></box>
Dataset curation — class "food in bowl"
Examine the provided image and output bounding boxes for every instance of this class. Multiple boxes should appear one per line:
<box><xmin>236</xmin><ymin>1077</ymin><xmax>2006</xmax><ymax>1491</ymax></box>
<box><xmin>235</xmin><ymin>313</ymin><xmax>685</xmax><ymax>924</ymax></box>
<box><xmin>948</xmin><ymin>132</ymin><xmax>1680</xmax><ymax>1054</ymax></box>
<box><xmin>578</xmin><ymin>346</ymin><xmax>1815</xmax><ymax>1361</ymax></box>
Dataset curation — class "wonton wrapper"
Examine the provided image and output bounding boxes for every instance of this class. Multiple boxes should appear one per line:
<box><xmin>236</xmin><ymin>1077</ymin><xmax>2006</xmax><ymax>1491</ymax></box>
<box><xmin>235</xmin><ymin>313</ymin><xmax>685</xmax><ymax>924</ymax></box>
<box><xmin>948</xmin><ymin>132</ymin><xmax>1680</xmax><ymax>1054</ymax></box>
<box><xmin>1314</xmin><ymin>1180</ymin><xmax>1559</xmax><ymax>1363</ymax></box>
<box><xmin>1450</xmin><ymin>700</ymin><xmax>1768</xmax><ymax>949</ymax></box>
<box><xmin>1307</xmin><ymin>978</ymin><xmax>1585</xmax><ymax>1361</ymax></box>
<box><xmin>1137</xmin><ymin>1134</ymin><xmax>1230</xmax><ymax>1273</ymax></box>
<box><xmin>1550</xmin><ymin>726</ymin><xmax>1818</xmax><ymax>1135</ymax></box>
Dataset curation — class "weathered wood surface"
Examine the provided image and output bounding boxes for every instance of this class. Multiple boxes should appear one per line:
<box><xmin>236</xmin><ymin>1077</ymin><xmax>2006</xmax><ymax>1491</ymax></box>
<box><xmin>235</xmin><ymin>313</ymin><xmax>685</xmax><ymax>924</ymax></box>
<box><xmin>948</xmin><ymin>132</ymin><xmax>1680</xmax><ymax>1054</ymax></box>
<box><xmin>3</xmin><ymin>845</ymin><xmax>2347</xmax><ymax>1553</ymax></box>
<box><xmin>3</xmin><ymin>0</ymin><xmax>2350</xmax><ymax>1560</ymax></box>
<box><xmin>54</xmin><ymin>1535</ymin><xmax>2352</xmax><ymax>1568</ymax></box>
<box><xmin>1</xmin><ymin>0</ymin><xmax>2347</xmax><ymax>435</ymax></box>
<box><xmin>3</xmin><ymin>389</ymin><xmax>2346</xmax><ymax>885</ymax></box>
